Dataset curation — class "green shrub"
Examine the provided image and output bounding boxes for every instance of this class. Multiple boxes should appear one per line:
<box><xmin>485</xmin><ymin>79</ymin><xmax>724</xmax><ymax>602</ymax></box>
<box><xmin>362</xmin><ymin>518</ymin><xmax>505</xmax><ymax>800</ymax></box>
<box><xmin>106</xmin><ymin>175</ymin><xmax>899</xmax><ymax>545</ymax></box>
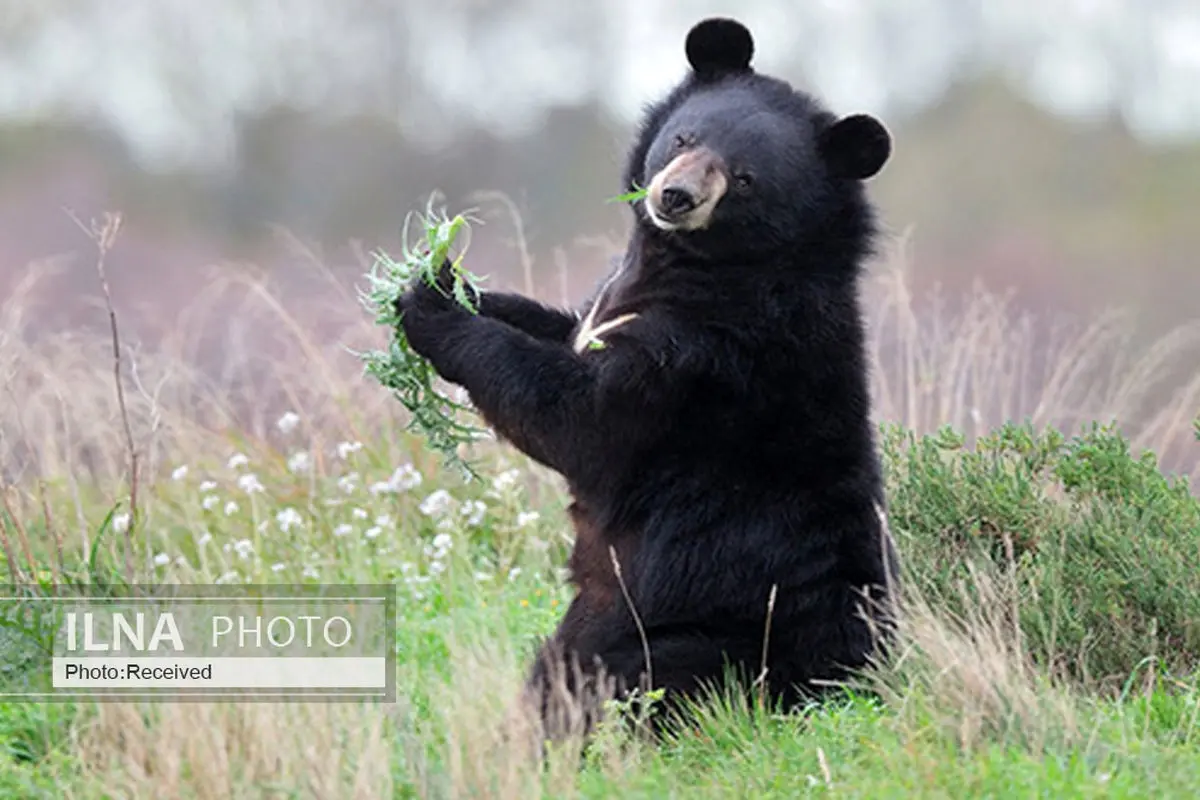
<box><xmin>882</xmin><ymin>420</ymin><xmax>1200</xmax><ymax>689</ymax></box>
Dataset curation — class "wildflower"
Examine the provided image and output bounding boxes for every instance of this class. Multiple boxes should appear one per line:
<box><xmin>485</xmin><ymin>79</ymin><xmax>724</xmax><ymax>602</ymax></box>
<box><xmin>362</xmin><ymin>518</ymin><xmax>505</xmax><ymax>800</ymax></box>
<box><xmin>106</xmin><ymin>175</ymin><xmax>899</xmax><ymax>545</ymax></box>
<box><xmin>175</xmin><ymin>556</ymin><xmax>189</xmax><ymax>568</ymax></box>
<box><xmin>516</xmin><ymin>510</ymin><xmax>540</xmax><ymax>528</ymax></box>
<box><xmin>227</xmin><ymin>452</ymin><xmax>249</xmax><ymax>470</ymax></box>
<box><xmin>375</xmin><ymin>514</ymin><xmax>394</xmax><ymax>528</ymax></box>
<box><xmin>233</xmin><ymin>539</ymin><xmax>254</xmax><ymax>559</ymax></box>
<box><xmin>508</xmin><ymin>567</ymin><xmax>522</xmax><ymax>582</ymax></box>
<box><xmin>420</xmin><ymin>489</ymin><xmax>454</xmax><ymax>518</ymax></box>
<box><xmin>224</xmin><ymin>501</ymin><xmax>240</xmax><ymax>515</ymax></box>
<box><xmin>337</xmin><ymin>473</ymin><xmax>359</xmax><ymax>494</ymax></box>
<box><xmin>368</xmin><ymin>480</ymin><xmax>392</xmax><ymax>495</ymax></box>
<box><xmin>171</xmin><ymin>465</ymin><xmax>189</xmax><ymax>481</ymax></box>
<box><xmin>276</xmin><ymin>507</ymin><xmax>304</xmax><ymax>532</ymax></box>
<box><xmin>153</xmin><ymin>553</ymin><xmax>170</xmax><ymax>566</ymax></box>
<box><xmin>429</xmin><ymin>561</ymin><xmax>446</xmax><ymax>576</ymax></box>
<box><xmin>431</xmin><ymin>532</ymin><xmax>453</xmax><ymax>553</ymax></box>
<box><xmin>277</xmin><ymin>411</ymin><xmax>301</xmax><ymax>435</ymax></box>
<box><xmin>352</xmin><ymin>507</ymin><xmax>369</xmax><ymax>520</ymax></box>
<box><xmin>197</xmin><ymin>532</ymin><xmax>213</xmax><ymax>547</ymax></box>
<box><xmin>460</xmin><ymin>500</ymin><xmax>486</xmax><ymax>527</ymax></box>
<box><xmin>302</xmin><ymin>565</ymin><xmax>319</xmax><ymax>579</ymax></box>
<box><xmin>287</xmin><ymin>451</ymin><xmax>311</xmax><ymax>474</ymax></box>
<box><xmin>236</xmin><ymin>474</ymin><xmax>264</xmax><ymax>494</ymax></box>
<box><xmin>271</xmin><ymin>562</ymin><xmax>286</xmax><ymax>573</ymax></box>
<box><xmin>202</xmin><ymin>495</ymin><xmax>219</xmax><ymax>511</ymax></box>
<box><xmin>474</xmin><ymin>571</ymin><xmax>493</xmax><ymax>582</ymax></box>
<box><xmin>199</xmin><ymin>480</ymin><xmax>218</xmax><ymax>492</ymax></box>
<box><xmin>491</xmin><ymin>469</ymin><xmax>521</xmax><ymax>493</ymax></box>
<box><xmin>333</xmin><ymin>523</ymin><xmax>353</xmax><ymax>537</ymax></box>
<box><xmin>111</xmin><ymin>513</ymin><xmax>131</xmax><ymax>534</ymax></box>
<box><xmin>336</xmin><ymin>440</ymin><xmax>364</xmax><ymax>460</ymax></box>
<box><xmin>216</xmin><ymin>571</ymin><xmax>239</xmax><ymax>584</ymax></box>
<box><xmin>389</xmin><ymin>464</ymin><xmax>423</xmax><ymax>492</ymax></box>
<box><xmin>365</xmin><ymin>526</ymin><xmax>382</xmax><ymax>540</ymax></box>
<box><xmin>453</xmin><ymin>386</ymin><xmax>472</xmax><ymax>407</ymax></box>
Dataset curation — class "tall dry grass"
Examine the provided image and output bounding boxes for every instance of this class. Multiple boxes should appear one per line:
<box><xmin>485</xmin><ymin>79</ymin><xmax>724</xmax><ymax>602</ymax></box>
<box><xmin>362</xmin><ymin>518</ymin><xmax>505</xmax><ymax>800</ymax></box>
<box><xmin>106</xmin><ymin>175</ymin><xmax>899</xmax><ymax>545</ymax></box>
<box><xmin>2</xmin><ymin>208</ymin><xmax>1196</xmax><ymax>494</ymax></box>
<box><xmin>71</xmin><ymin>701</ymin><xmax>395</xmax><ymax>800</ymax></box>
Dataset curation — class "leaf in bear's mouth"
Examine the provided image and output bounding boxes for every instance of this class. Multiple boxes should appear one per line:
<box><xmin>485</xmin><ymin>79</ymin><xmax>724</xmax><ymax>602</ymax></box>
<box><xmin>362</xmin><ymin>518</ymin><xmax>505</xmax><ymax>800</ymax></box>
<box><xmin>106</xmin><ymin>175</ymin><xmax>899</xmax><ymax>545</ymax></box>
<box><xmin>607</xmin><ymin>184</ymin><xmax>649</xmax><ymax>204</ymax></box>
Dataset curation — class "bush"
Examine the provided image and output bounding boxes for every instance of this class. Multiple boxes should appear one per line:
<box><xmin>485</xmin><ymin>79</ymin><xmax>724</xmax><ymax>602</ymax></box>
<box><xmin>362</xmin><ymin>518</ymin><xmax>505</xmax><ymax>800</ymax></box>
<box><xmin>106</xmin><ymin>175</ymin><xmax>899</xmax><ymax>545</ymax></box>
<box><xmin>881</xmin><ymin>420</ymin><xmax>1200</xmax><ymax>689</ymax></box>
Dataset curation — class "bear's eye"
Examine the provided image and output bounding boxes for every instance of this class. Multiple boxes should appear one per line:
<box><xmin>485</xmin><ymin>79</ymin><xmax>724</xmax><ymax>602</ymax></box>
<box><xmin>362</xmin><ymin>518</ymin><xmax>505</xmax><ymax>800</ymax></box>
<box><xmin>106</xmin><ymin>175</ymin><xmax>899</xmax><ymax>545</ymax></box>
<box><xmin>733</xmin><ymin>172</ymin><xmax>754</xmax><ymax>191</ymax></box>
<box><xmin>672</xmin><ymin>134</ymin><xmax>693</xmax><ymax>150</ymax></box>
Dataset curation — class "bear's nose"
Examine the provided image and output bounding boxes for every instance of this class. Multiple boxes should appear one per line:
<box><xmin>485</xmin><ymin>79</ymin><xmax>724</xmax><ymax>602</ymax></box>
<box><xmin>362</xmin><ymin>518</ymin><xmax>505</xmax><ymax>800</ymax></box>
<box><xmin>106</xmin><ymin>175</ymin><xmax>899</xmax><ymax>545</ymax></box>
<box><xmin>659</xmin><ymin>186</ymin><xmax>697</xmax><ymax>215</ymax></box>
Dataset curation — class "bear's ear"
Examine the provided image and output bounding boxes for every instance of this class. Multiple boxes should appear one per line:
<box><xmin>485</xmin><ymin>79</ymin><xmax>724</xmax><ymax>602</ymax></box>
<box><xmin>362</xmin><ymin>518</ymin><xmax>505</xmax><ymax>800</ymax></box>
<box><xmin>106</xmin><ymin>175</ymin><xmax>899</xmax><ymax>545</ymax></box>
<box><xmin>685</xmin><ymin>18</ymin><xmax>754</xmax><ymax>79</ymax></box>
<box><xmin>819</xmin><ymin>114</ymin><xmax>892</xmax><ymax>180</ymax></box>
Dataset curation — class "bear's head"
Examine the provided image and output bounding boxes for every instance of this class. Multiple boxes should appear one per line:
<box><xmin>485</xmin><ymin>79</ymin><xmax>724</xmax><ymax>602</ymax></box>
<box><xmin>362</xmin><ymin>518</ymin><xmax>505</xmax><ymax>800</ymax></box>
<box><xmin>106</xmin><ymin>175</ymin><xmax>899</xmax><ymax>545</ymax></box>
<box><xmin>626</xmin><ymin>18</ymin><xmax>891</xmax><ymax>263</ymax></box>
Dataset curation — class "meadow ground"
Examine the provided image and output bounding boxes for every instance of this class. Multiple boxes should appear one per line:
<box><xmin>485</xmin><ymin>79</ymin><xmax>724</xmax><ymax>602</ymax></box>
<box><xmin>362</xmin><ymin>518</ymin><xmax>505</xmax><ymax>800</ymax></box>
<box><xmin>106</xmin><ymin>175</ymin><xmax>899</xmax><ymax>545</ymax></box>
<box><xmin>0</xmin><ymin>219</ymin><xmax>1198</xmax><ymax>798</ymax></box>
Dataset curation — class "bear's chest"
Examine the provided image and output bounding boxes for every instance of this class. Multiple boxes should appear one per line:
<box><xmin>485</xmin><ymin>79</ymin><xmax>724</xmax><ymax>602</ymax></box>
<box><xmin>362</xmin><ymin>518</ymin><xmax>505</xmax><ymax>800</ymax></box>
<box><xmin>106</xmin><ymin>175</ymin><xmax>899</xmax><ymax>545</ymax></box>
<box><xmin>571</xmin><ymin>263</ymin><xmax>642</xmax><ymax>354</ymax></box>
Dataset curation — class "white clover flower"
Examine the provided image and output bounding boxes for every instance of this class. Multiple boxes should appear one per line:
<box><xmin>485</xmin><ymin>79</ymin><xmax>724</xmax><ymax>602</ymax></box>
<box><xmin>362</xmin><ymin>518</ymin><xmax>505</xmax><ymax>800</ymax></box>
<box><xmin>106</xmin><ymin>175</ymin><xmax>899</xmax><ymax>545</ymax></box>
<box><xmin>111</xmin><ymin>513</ymin><xmax>130</xmax><ymax>534</ymax></box>
<box><xmin>507</xmin><ymin>567</ymin><xmax>522</xmax><ymax>582</ymax></box>
<box><xmin>233</xmin><ymin>539</ymin><xmax>254</xmax><ymax>559</ymax></box>
<box><xmin>224</xmin><ymin>501</ymin><xmax>240</xmax><ymax>516</ymax></box>
<box><xmin>491</xmin><ymin>469</ymin><xmax>521</xmax><ymax>493</ymax></box>
<box><xmin>420</xmin><ymin>490</ymin><xmax>454</xmax><ymax>518</ymax></box>
<box><xmin>431</xmin><ymin>532</ymin><xmax>453</xmax><ymax>553</ymax></box>
<box><xmin>271</xmin><ymin>562</ymin><xmax>286</xmax><ymax>573</ymax></box>
<box><xmin>352</xmin><ymin>507</ymin><xmax>369</xmax><ymax>520</ymax></box>
<box><xmin>171</xmin><ymin>465</ymin><xmax>189</xmax><ymax>481</ymax></box>
<box><xmin>368</xmin><ymin>481</ymin><xmax>392</xmax><ymax>495</ymax></box>
<box><xmin>276</xmin><ymin>411</ymin><xmax>301</xmax><ymax>435</ymax></box>
<box><xmin>237</xmin><ymin>474</ymin><xmax>264</xmax><ymax>494</ymax></box>
<box><xmin>389</xmin><ymin>464</ymin><xmax>423</xmax><ymax>492</ymax></box>
<box><xmin>460</xmin><ymin>500</ymin><xmax>486</xmax><ymax>527</ymax></box>
<box><xmin>199</xmin><ymin>480</ymin><xmax>218</xmax><ymax>492</ymax></box>
<box><xmin>202</xmin><ymin>495</ymin><xmax>219</xmax><ymax>511</ymax></box>
<box><xmin>302</xmin><ymin>565</ymin><xmax>319</xmax><ymax>579</ymax></box>
<box><xmin>333</xmin><ymin>523</ymin><xmax>353</xmax><ymax>537</ymax></box>
<box><xmin>375</xmin><ymin>514</ymin><xmax>394</xmax><ymax>528</ymax></box>
<box><xmin>365</xmin><ymin>526</ymin><xmax>382</xmax><ymax>540</ymax></box>
<box><xmin>197</xmin><ymin>532</ymin><xmax>213</xmax><ymax>547</ymax></box>
<box><xmin>428</xmin><ymin>561</ymin><xmax>446</xmax><ymax>576</ymax></box>
<box><xmin>227</xmin><ymin>452</ymin><xmax>249</xmax><ymax>470</ymax></box>
<box><xmin>287</xmin><ymin>451</ymin><xmax>311</xmax><ymax>474</ymax></box>
<box><xmin>276</xmin><ymin>507</ymin><xmax>304</xmax><ymax>532</ymax></box>
<box><xmin>153</xmin><ymin>552</ymin><xmax>170</xmax><ymax>566</ymax></box>
<box><xmin>516</xmin><ymin>510</ymin><xmax>541</xmax><ymax>528</ymax></box>
<box><xmin>337</xmin><ymin>473</ymin><xmax>360</xmax><ymax>494</ymax></box>
<box><xmin>336</xmin><ymin>440</ymin><xmax>364</xmax><ymax>460</ymax></box>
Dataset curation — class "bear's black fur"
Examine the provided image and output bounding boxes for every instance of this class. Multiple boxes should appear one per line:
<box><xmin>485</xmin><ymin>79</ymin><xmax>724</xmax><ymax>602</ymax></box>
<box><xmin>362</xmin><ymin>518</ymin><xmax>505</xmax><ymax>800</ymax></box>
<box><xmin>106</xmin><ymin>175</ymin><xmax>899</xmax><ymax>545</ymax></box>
<box><xmin>397</xmin><ymin>17</ymin><xmax>900</xmax><ymax>739</ymax></box>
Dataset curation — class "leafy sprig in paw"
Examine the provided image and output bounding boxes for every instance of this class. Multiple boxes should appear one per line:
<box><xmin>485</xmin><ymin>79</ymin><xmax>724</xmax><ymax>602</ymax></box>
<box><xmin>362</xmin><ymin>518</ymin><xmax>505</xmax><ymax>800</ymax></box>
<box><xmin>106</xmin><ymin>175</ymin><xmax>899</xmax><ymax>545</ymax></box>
<box><xmin>357</xmin><ymin>198</ymin><xmax>489</xmax><ymax>480</ymax></box>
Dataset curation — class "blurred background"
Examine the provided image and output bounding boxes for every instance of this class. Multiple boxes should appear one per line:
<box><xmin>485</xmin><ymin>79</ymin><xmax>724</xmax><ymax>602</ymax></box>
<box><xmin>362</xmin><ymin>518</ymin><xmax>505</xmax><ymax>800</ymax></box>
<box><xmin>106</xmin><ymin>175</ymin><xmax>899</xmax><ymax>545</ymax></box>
<box><xmin>1</xmin><ymin>0</ymin><xmax>1198</xmax><ymax>481</ymax></box>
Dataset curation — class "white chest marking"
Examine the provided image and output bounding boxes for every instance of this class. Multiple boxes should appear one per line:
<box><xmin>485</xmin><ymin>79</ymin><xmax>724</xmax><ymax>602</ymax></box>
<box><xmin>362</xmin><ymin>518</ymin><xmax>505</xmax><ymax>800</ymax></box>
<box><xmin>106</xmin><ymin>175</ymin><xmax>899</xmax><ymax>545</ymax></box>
<box><xmin>571</xmin><ymin>266</ymin><xmax>640</xmax><ymax>354</ymax></box>
<box><xmin>572</xmin><ymin>311</ymin><xmax>640</xmax><ymax>353</ymax></box>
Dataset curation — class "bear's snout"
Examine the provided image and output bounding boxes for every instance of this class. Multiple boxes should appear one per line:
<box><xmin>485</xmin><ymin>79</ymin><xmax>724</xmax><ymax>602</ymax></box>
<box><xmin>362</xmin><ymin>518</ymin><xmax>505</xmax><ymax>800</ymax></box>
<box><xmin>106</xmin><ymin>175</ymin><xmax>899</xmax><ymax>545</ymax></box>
<box><xmin>645</xmin><ymin>147</ymin><xmax>728</xmax><ymax>232</ymax></box>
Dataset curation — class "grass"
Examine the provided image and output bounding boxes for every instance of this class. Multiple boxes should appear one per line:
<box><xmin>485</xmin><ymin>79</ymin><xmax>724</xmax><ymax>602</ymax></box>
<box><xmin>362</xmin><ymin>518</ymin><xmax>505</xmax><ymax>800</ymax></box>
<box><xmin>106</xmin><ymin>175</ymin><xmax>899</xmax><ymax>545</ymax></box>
<box><xmin>0</xmin><ymin>204</ymin><xmax>1198</xmax><ymax>797</ymax></box>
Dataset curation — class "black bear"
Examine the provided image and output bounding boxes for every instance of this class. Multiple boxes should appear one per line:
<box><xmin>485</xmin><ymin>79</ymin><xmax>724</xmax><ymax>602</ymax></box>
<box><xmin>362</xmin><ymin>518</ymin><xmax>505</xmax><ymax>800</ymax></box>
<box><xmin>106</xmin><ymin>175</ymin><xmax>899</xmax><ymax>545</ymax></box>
<box><xmin>397</xmin><ymin>17</ymin><xmax>900</xmax><ymax>738</ymax></box>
